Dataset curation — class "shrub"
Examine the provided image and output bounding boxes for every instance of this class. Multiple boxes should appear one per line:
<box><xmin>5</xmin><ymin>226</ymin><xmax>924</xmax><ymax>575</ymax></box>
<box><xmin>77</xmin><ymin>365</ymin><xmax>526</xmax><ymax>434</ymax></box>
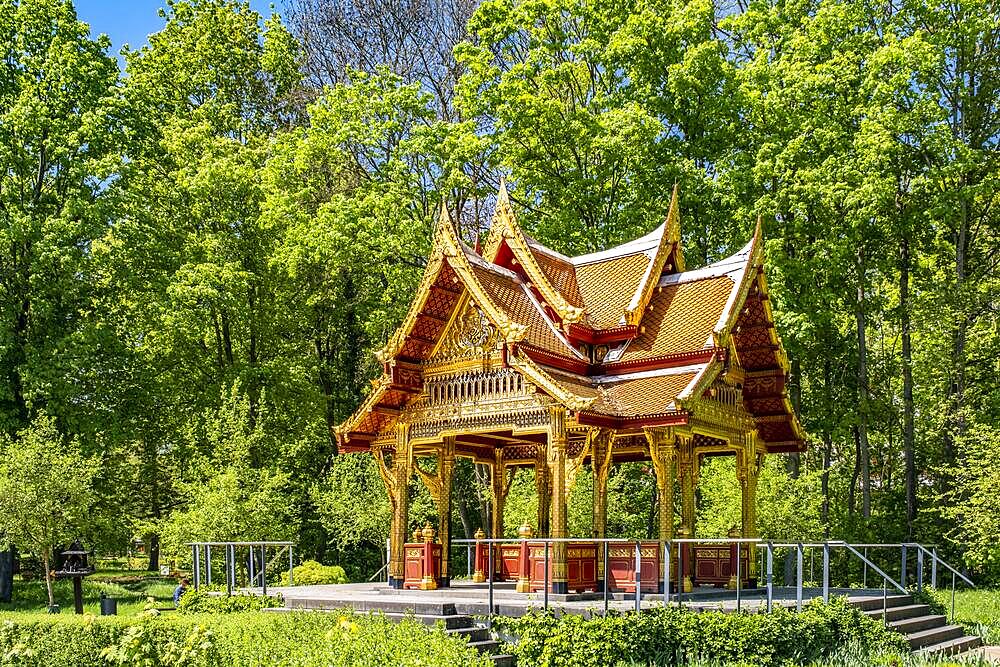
<box><xmin>279</xmin><ymin>560</ymin><xmax>348</xmax><ymax>586</ymax></box>
<box><xmin>0</xmin><ymin>609</ymin><xmax>491</xmax><ymax>667</ymax></box>
<box><xmin>176</xmin><ymin>590</ymin><xmax>282</xmax><ymax>614</ymax></box>
<box><xmin>492</xmin><ymin>597</ymin><xmax>910</xmax><ymax>667</ymax></box>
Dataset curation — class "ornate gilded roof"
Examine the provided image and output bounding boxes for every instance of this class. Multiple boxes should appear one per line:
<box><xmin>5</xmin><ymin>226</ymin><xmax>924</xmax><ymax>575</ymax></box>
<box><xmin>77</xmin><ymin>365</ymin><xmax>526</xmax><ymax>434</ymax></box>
<box><xmin>336</xmin><ymin>191</ymin><xmax>805</xmax><ymax>454</ymax></box>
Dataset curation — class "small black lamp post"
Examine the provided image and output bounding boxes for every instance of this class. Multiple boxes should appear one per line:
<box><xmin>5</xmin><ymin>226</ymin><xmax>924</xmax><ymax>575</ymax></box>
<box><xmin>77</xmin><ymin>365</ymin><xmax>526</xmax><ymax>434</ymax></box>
<box><xmin>53</xmin><ymin>541</ymin><xmax>94</xmax><ymax>615</ymax></box>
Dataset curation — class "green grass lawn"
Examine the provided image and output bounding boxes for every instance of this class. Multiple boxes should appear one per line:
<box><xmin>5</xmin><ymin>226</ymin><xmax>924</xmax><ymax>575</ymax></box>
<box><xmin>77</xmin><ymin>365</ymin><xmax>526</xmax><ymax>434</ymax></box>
<box><xmin>927</xmin><ymin>587</ymin><xmax>1000</xmax><ymax>644</ymax></box>
<box><xmin>1</xmin><ymin>570</ymin><xmax>178</xmax><ymax>616</ymax></box>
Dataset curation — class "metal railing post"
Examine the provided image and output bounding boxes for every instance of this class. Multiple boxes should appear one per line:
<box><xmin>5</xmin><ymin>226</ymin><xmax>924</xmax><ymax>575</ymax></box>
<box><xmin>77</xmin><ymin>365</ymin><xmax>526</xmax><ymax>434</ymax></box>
<box><xmin>206</xmin><ymin>546</ymin><xmax>212</xmax><ymax>586</ymax></box>
<box><xmin>882</xmin><ymin>580</ymin><xmax>887</xmax><ymax>626</ymax></box>
<box><xmin>634</xmin><ymin>541</ymin><xmax>642</xmax><ymax>613</ymax></box>
<box><xmin>931</xmin><ymin>547</ymin><xmax>937</xmax><ymax>588</ymax></box>
<box><xmin>796</xmin><ymin>543</ymin><xmax>803</xmax><ymax>612</ymax></box>
<box><xmin>192</xmin><ymin>545</ymin><xmax>200</xmax><ymax>591</ymax></box>
<box><xmin>289</xmin><ymin>546</ymin><xmax>294</xmax><ymax>586</ymax></box>
<box><xmin>261</xmin><ymin>545</ymin><xmax>267</xmax><ymax>595</ymax></box>
<box><xmin>951</xmin><ymin>571</ymin><xmax>956</xmax><ymax>623</ymax></box>
<box><xmin>467</xmin><ymin>545</ymin><xmax>472</xmax><ymax>579</ymax></box>
<box><xmin>543</xmin><ymin>541</ymin><xmax>549</xmax><ymax>612</ymax></box>
<box><xmin>735</xmin><ymin>542</ymin><xmax>742</xmax><ymax>612</ymax></box>
<box><xmin>663</xmin><ymin>541</ymin><xmax>670</xmax><ymax>606</ymax></box>
<box><xmin>386</xmin><ymin>538</ymin><xmax>391</xmax><ymax>585</ymax></box>
<box><xmin>822</xmin><ymin>542</ymin><xmax>830</xmax><ymax>603</ymax></box>
<box><xmin>766</xmin><ymin>543</ymin><xmax>773</xmax><ymax>612</ymax></box>
<box><xmin>603</xmin><ymin>541</ymin><xmax>610</xmax><ymax>615</ymax></box>
<box><xmin>917</xmin><ymin>546</ymin><xmax>924</xmax><ymax>592</ymax></box>
<box><xmin>863</xmin><ymin>547</ymin><xmax>868</xmax><ymax>588</ymax></box>
<box><xmin>227</xmin><ymin>544</ymin><xmax>234</xmax><ymax>595</ymax></box>
<box><xmin>677</xmin><ymin>541</ymin><xmax>684</xmax><ymax>608</ymax></box>
<box><xmin>901</xmin><ymin>545</ymin><xmax>907</xmax><ymax>586</ymax></box>
<box><xmin>487</xmin><ymin>541</ymin><xmax>495</xmax><ymax>622</ymax></box>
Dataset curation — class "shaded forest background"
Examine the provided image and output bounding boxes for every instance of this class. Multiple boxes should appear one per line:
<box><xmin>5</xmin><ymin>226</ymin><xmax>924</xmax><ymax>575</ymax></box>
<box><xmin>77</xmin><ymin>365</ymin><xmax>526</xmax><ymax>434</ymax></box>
<box><xmin>0</xmin><ymin>0</ymin><xmax>998</xmax><ymax>582</ymax></box>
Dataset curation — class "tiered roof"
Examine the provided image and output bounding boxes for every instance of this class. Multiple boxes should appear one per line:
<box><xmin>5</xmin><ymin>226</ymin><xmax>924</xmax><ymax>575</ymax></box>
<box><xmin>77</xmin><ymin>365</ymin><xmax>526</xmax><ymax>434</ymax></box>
<box><xmin>337</xmin><ymin>185</ymin><xmax>806</xmax><ymax>453</ymax></box>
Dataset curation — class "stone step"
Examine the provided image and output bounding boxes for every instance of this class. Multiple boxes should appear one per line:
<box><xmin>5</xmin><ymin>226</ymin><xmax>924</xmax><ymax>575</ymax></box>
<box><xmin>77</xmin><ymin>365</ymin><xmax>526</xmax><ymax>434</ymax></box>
<box><xmin>490</xmin><ymin>655</ymin><xmax>516</xmax><ymax>667</ymax></box>
<box><xmin>382</xmin><ymin>612</ymin><xmax>473</xmax><ymax>629</ymax></box>
<box><xmin>907</xmin><ymin>624</ymin><xmax>965</xmax><ymax>649</ymax></box>
<box><xmin>915</xmin><ymin>634</ymin><xmax>983</xmax><ymax>657</ymax></box>
<box><xmin>864</xmin><ymin>604</ymin><xmax>931</xmax><ymax>622</ymax></box>
<box><xmin>446</xmin><ymin>626</ymin><xmax>491</xmax><ymax>643</ymax></box>
<box><xmin>890</xmin><ymin>614</ymin><xmax>948</xmax><ymax>634</ymax></box>
<box><xmin>849</xmin><ymin>594</ymin><xmax>913</xmax><ymax>612</ymax></box>
<box><xmin>284</xmin><ymin>596</ymin><xmax>458</xmax><ymax>616</ymax></box>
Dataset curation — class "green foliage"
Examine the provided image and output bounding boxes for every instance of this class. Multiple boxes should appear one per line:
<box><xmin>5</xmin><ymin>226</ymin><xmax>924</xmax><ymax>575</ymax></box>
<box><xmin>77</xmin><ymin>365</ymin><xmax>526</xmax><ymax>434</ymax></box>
<box><xmin>0</xmin><ymin>416</ymin><xmax>97</xmax><ymax>604</ymax></box>
<box><xmin>176</xmin><ymin>590</ymin><xmax>281</xmax><ymax>614</ymax></box>
<box><xmin>494</xmin><ymin>597</ymin><xmax>909</xmax><ymax>667</ymax></box>
<box><xmin>0</xmin><ymin>610</ymin><xmax>491</xmax><ymax>667</ymax></box>
<box><xmin>927</xmin><ymin>588</ymin><xmax>1000</xmax><ymax>645</ymax></box>
<box><xmin>278</xmin><ymin>561</ymin><xmax>347</xmax><ymax>586</ymax></box>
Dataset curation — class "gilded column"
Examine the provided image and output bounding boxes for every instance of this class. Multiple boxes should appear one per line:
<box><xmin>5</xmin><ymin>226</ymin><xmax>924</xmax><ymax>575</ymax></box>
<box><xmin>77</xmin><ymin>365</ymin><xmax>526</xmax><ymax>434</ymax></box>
<box><xmin>738</xmin><ymin>432</ymin><xmax>760</xmax><ymax>580</ymax></box>
<box><xmin>534</xmin><ymin>446</ymin><xmax>550</xmax><ymax>537</ymax></box>
<box><xmin>438</xmin><ymin>435</ymin><xmax>456</xmax><ymax>586</ymax></box>
<box><xmin>491</xmin><ymin>449</ymin><xmax>510</xmax><ymax>540</ymax></box>
<box><xmin>590</xmin><ymin>429</ymin><xmax>614</xmax><ymax>587</ymax></box>
<box><xmin>644</xmin><ymin>428</ymin><xmax>676</xmax><ymax>543</ymax></box>
<box><xmin>547</xmin><ymin>405</ymin><xmax>569</xmax><ymax>594</ymax></box>
<box><xmin>677</xmin><ymin>434</ymin><xmax>697</xmax><ymax>537</ymax></box>
<box><xmin>389</xmin><ymin>424</ymin><xmax>413</xmax><ymax>588</ymax></box>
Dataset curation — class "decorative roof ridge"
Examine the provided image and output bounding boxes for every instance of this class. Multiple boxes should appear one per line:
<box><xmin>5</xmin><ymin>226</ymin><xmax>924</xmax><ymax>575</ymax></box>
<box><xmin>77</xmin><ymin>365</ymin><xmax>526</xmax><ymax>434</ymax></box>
<box><xmin>658</xmin><ymin>239</ymin><xmax>753</xmax><ymax>288</ymax></box>
<box><xmin>522</xmin><ymin>233</ymin><xmax>573</xmax><ymax>264</ymax></box>
<box><xmin>624</xmin><ymin>184</ymin><xmax>683</xmax><ymax>327</ymax></box>
<box><xmin>508</xmin><ymin>350</ymin><xmax>595</xmax><ymax>412</ymax></box>
<box><xmin>675</xmin><ymin>357</ymin><xmax>724</xmax><ymax>407</ymax></box>
<box><xmin>437</xmin><ymin>203</ymin><xmax>530</xmax><ymax>344</ymax></box>
<box><xmin>568</xmin><ymin>225</ymin><xmax>663</xmax><ymax>266</ymax></box>
<box><xmin>712</xmin><ymin>216</ymin><xmax>764</xmax><ymax>348</ymax></box>
<box><xmin>516</xmin><ymin>276</ymin><xmax>589</xmax><ymax>362</ymax></box>
<box><xmin>547</xmin><ymin>362</ymin><xmax>708</xmax><ymax>386</ymax></box>
<box><xmin>464</xmin><ymin>244</ymin><xmax>521</xmax><ymax>281</ymax></box>
<box><xmin>377</xmin><ymin>204</ymin><xmax>456</xmax><ymax>363</ymax></box>
<box><xmin>482</xmin><ymin>181</ymin><xmax>585</xmax><ymax>325</ymax></box>
<box><xmin>380</xmin><ymin>203</ymin><xmax>529</xmax><ymax>367</ymax></box>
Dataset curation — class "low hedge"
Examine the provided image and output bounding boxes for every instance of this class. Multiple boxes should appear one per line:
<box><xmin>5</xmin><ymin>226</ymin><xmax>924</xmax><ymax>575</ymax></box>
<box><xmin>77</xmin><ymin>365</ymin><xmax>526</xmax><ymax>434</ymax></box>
<box><xmin>493</xmin><ymin>597</ymin><xmax>910</xmax><ymax>667</ymax></box>
<box><xmin>176</xmin><ymin>590</ymin><xmax>282</xmax><ymax>614</ymax></box>
<box><xmin>279</xmin><ymin>561</ymin><xmax>349</xmax><ymax>586</ymax></box>
<box><xmin>0</xmin><ymin>609</ymin><xmax>491</xmax><ymax>667</ymax></box>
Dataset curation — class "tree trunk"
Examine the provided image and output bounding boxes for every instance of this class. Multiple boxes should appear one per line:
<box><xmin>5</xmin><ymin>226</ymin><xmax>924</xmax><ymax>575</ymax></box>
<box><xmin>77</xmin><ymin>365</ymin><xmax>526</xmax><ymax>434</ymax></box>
<box><xmin>43</xmin><ymin>551</ymin><xmax>54</xmax><ymax>607</ymax></box>
<box><xmin>944</xmin><ymin>193</ymin><xmax>968</xmax><ymax>463</ymax></box>
<box><xmin>0</xmin><ymin>546</ymin><xmax>13</xmax><ymax>603</ymax></box>
<box><xmin>855</xmin><ymin>247</ymin><xmax>872</xmax><ymax>519</ymax></box>
<box><xmin>147</xmin><ymin>534</ymin><xmax>160</xmax><ymax>572</ymax></box>
<box><xmin>849</xmin><ymin>425</ymin><xmax>861</xmax><ymax>518</ymax></box>
<box><xmin>900</xmin><ymin>237</ymin><xmax>917</xmax><ymax>534</ymax></box>
<box><xmin>786</xmin><ymin>358</ymin><xmax>802</xmax><ymax>477</ymax></box>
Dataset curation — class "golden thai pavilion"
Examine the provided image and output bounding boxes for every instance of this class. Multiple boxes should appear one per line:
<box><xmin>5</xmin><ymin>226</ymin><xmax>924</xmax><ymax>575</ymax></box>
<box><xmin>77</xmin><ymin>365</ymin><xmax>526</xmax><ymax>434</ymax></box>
<box><xmin>336</xmin><ymin>185</ymin><xmax>805</xmax><ymax>593</ymax></box>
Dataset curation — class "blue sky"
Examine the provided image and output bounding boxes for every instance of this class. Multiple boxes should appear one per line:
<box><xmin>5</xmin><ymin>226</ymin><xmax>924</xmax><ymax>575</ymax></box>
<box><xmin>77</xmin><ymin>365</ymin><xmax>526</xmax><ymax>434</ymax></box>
<box><xmin>74</xmin><ymin>0</ymin><xmax>280</xmax><ymax>65</ymax></box>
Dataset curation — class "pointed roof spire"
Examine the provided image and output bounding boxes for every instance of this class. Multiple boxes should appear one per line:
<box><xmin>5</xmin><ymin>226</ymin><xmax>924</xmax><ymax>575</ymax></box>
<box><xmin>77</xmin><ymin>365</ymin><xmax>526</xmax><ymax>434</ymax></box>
<box><xmin>623</xmin><ymin>184</ymin><xmax>686</xmax><ymax>326</ymax></box>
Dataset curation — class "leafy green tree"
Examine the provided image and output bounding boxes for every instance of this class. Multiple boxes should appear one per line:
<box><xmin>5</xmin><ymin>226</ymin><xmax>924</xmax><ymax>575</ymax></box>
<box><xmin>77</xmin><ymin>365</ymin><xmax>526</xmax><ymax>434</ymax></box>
<box><xmin>0</xmin><ymin>0</ymin><xmax>117</xmax><ymax>434</ymax></box>
<box><xmin>0</xmin><ymin>415</ymin><xmax>96</xmax><ymax>606</ymax></box>
<box><xmin>455</xmin><ymin>0</ymin><xmax>737</xmax><ymax>256</ymax></box>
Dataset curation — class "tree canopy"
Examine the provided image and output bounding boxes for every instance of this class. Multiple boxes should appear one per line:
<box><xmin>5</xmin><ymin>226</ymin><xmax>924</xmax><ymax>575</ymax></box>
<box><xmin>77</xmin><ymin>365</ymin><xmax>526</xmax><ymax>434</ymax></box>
<box><xmin>0</xmin><ymin>0</ymin><xmax>997</xmax><ymax>582</ymax></box>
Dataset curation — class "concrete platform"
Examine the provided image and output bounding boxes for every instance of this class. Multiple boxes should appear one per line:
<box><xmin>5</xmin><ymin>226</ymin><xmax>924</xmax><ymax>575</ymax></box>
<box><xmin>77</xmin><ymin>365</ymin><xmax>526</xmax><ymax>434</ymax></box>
<box><xmin>265</xmin><ymin>581</ymin><xmax>893</xmax><ymax>618</ymax></box>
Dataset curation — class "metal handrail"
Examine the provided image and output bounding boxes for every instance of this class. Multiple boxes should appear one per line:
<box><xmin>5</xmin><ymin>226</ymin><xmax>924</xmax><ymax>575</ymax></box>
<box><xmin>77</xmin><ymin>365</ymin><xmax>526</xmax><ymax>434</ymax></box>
<box><xmin>906</xmin><ymin>543</ymin><xmax>974</xmax><ymax>588</ymax></box>
<box><xmin>841</xmin><ymin>543</ymin><xmax>906</xmax><ymax>593</ymax></box>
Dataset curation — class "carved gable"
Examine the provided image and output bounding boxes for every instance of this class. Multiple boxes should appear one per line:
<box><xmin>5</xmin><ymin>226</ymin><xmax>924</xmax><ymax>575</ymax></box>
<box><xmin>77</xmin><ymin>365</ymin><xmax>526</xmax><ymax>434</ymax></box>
<box><xmin>426</xmin><ymin>296</ymin><xmax>504</xmax><ymax>373</ymax></box>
